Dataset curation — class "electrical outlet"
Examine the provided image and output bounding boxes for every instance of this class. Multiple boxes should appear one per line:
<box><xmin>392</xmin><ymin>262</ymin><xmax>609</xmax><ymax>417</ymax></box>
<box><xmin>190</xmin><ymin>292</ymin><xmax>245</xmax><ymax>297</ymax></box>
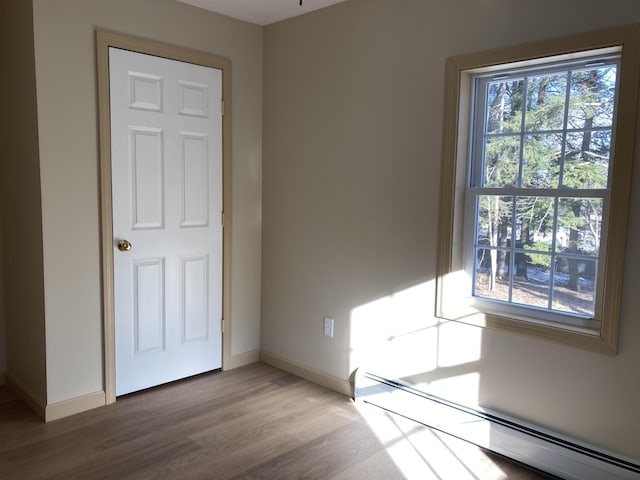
<box><xmin>323</xmin><ymin>316</ymin><xmax>334</xmax><ymax>338</ymax></box>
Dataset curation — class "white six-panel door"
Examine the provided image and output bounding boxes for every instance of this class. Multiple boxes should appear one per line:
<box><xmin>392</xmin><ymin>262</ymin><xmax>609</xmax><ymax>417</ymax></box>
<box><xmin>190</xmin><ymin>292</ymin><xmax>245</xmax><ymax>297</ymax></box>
<box><xmin>109</xmin><ymin>47</ymin><xmax>223</xmax><ymax>396</ymax></box>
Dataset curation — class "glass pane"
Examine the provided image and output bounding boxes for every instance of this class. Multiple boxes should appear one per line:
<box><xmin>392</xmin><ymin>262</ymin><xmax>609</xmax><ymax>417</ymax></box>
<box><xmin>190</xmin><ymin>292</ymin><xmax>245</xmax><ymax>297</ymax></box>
<box><xmin>568</xmin><ymin>66</ymin><xmax>617</xmax><ymax>129</ymax></box>
<box><xmin>515</xmin><ymin>196</ymin><xmax>554</xmax><ymax>248</ymax></box>
<box><xmin>556</xmin><ymin>198</ymin><xmax>603</xmax><ymax>256</ymax></box>
<box><xmin>484</xmin><ymin>136</ymin><xmax>520</xmax><ymax>187</ymax></box>
<box><xmin>523</xmin><ymin>134</ymin><xmax>562</xmax><ymax>188</ymax></box>
<box><xmin>486</xmin><ymin>79</ymin><xmax>524</xmax><ymax>134</ymax></box>
<box><xmin>476</xmin><ymin>195</ymin><xmax>513</xmax><ymax>246</ymax></box>
<box><xmin>563</xmin><ymin>130</ymin><xmax>611</xmax><ymax>189</ymax></box>
<box><xmin>525</xmin><ymin>73</ymin><xmax>567</xmax><ymax>131</ymax></box>
<box><xmin>512</xmin><ymin>252</ymin><xmax>551</xmax><ymax>309</ymax></box>
<box><xmin>474</xmin><ymin>247</ymin><xmax>509</xmax><ymax>301</ymax></box>
<box><xmin>514</xmin><ymin>196</ymin><xmax>554</xmax><ymax>308</ymax></box>
<box><xmin>476</xmin><ymin>195</ymin><xmax>512</xmax><ymax>301</ymax></box>
<box><xmin>552</xmin><ymin>256</ymin><xmax>596</xmax><ymax>316</ymax></box>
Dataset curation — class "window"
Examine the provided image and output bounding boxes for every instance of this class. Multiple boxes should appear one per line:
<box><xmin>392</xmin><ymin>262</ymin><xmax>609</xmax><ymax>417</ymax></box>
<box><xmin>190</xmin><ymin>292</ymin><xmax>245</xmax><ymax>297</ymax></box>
<box><xmin>436</xmin><ymin>26</ymin><xmax>640</xmax><ymax>353</ymax></box>
<box><xmin>469</xmin><ymin>56</ymin><xmax>618</xmax><ymax>328</ymax></box>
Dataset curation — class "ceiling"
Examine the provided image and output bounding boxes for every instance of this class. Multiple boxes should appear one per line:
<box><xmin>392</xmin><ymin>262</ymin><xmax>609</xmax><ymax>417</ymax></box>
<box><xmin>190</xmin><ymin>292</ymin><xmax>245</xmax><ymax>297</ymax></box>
<box><xmin>177</xmin><ymin>0</ymin><xmax>349</xmax><ymax>26</ymax></box>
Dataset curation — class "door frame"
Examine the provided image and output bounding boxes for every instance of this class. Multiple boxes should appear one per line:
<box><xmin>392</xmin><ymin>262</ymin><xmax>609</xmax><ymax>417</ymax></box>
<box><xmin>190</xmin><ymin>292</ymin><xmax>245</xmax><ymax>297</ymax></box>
<box><xmin>96</xmin><ymin>30</ymin><xmax>232</xmax><ymax>404</ymax></box>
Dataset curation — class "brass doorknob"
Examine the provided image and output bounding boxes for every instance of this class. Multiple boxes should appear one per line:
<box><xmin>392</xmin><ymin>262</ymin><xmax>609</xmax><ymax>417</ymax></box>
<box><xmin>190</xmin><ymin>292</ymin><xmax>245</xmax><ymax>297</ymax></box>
<box><xmin>117</xmin><ymin>239</ymin><xmax>133</xmax><ymax>252</ymax></box>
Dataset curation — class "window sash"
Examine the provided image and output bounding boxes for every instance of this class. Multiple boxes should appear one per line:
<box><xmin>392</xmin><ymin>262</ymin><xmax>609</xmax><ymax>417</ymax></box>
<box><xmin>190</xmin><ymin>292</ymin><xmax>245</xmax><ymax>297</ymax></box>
<box><xmin>462</xmin><ymin>56</ymin><xmax>620</xmax><ymax>326</ymax></box>
<box><xmin>470</xmin><ymin>56</ymin><xmax>620</xmax><ymax>190</ymax></box>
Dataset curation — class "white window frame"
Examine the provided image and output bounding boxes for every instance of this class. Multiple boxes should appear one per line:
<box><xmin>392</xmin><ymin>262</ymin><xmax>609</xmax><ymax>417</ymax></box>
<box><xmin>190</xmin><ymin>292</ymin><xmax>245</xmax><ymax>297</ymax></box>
<box><xmin>436</xmin><ymin>25</ymin><xmax>640</xmax><ymax>354</ymax></box>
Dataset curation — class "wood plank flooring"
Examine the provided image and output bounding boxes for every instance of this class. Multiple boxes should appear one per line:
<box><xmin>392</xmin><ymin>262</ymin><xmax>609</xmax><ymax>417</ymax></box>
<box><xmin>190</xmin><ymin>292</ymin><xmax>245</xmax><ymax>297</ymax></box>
<box><xmin>0</xmin><ymin>363</ymin><xmax>553</xmax><ymax>479</ymax></box>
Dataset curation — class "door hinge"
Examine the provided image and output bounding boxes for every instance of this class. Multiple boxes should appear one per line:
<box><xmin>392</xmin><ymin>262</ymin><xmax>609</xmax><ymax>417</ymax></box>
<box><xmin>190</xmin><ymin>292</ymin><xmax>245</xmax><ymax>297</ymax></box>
<box><xmin>221</xmin><ymin>318</ymin><xmax>225</xmax><ymax>334</ymax></box>
<box><xmin>221</xmin><ymin>211</ymin><xmax>225</xmax><ymax>227</ymax></box>
<box><xmin>221</xmin><ymin>100</ymin><xmax>225</xmax><ymax>116</ymax></box>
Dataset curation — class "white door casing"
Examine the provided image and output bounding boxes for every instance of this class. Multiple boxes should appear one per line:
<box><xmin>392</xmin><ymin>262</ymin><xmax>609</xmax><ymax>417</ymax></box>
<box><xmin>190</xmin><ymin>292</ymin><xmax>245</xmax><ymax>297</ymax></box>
<box><xmin>109</xmin><ymin>47</ymin><xmax>223</xmax><ymax>396</ymax></box>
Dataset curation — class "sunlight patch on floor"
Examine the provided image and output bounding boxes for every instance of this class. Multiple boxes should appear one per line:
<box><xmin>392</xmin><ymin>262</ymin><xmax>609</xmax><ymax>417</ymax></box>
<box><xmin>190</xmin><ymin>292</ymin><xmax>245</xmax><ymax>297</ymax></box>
<box><xmin>356</xmin><ymin>401</ymin><xmax>512</xmax><ymax>480</ymax></box>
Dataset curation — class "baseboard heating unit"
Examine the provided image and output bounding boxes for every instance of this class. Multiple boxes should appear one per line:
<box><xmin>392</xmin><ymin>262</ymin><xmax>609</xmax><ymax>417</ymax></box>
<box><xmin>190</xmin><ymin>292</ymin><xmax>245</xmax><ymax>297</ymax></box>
<box><xmin>354</xmin><ymin>370</ymin><xmax>640</xmax><ymax>480</ymax></box>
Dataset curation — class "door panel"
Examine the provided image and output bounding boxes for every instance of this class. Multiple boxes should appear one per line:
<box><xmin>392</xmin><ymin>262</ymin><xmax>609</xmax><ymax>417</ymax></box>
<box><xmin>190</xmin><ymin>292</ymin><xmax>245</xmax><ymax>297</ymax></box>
<box><xmin>180</xmin><ymin>133</ymin><xmax>210</xmax><ymax>227</ymax></box>
<box><xmin>181</xmin><ymin>255</ymin><xmax>208</xmax><ymax>343</ymax></box>
<box><xmin>133</xmin><ymin>259</ymin><xmax>165</xmax><ymax>353</ymax></box>
<box><xmin>130</xmin><ymin>127</ymin><xmax>164</xmax><ymax>229</ymax></box>
<box><xmin>110</xmin><ymin>47</ymin><xmax>222</xmax><ymax>396</ymax></box>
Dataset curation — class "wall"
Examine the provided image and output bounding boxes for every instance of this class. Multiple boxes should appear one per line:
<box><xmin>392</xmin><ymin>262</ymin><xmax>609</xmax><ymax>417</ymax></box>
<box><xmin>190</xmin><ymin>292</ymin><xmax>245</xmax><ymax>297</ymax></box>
<box><xmin>0</xmin><ymin>0</ymin><xmax>47</xmax><ymax>403</ymax></box>
<box><xmin>262</xmin><ymin>0</ymin><xmax>640</xmax><ymax>459</ymax></box>
<box><xmin>31</xmin><ymin>0</ymin><xmax>263</xmax><ymax>404</ymax></box>
<box><xmin>0</xmin><ymin>209</ymin><xmax>6</xmax><ymax>383</ymax></box>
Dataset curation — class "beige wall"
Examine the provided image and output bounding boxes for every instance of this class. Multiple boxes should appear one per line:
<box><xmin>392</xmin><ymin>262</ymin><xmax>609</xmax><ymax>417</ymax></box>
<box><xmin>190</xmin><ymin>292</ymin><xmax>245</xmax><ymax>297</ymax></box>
<box><xmin>31</xmin><ymin>0</ymin><xmax>263</xmax><ymax>404</ymax></box>
<box><xmin>0</xmin><ymin>0</ymin><xmax>48</xmax><ymax>403</ymax></box>
<box><xmin>262</xmin><ymin>0</ymin><xmax>640</xmax><ymax>459</ymax></box>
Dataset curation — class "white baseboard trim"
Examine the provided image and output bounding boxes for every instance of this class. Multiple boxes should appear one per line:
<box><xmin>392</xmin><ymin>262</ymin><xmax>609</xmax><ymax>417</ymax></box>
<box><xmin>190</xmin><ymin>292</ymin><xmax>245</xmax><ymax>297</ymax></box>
<box><xmin>6</xmin><ymin>374</ymin><xmax>46</xmax><ymax>420</ymax></box>
<box><xmin>226</xmin><ymin>349</ymin><xmax>260</xmax><ymax>370</ymax></box>
<box><xmin>7</xmin><ymin>373</ymin><xmax>107</xmax><ymax>422</ymax></box>
<box><xmin>45</xmin><ymin>390</ymin><xmax>106</xmax><ymax>422</ymax></box>
<box><xmin>260</xmin><ymin>350</ymin><xmax>352</xmax><ymax>397</ymax></box>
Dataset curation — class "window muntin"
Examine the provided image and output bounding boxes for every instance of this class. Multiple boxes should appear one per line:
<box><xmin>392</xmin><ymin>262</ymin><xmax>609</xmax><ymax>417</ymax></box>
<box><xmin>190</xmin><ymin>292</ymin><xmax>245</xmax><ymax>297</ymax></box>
<box><xmin>465</xmin><ymin>56</ymin><xmax>620</xmax><ymax>325</ymax></box>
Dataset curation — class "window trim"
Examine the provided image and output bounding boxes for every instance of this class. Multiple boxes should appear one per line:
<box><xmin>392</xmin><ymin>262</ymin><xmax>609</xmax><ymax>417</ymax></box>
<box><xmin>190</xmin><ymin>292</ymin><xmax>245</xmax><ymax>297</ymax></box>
<box><xmin>436</xmin><ymin>25</ymin><xmax>640</xmax><ymax>354</ymax></box>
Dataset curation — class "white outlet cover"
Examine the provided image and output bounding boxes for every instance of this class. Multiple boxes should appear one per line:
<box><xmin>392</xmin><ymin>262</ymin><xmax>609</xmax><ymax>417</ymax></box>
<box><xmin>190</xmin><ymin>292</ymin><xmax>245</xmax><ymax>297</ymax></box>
<box><xmin>323</xmin><ymin>316</ymin><xmax>334</xmax><ymax>338</ymax></box>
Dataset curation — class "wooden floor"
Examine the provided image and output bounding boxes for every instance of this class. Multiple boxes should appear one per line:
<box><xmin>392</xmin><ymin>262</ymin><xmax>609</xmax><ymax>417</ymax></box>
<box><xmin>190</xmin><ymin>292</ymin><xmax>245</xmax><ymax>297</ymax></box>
<box><xmin>0</xmin><ymin>363</ymin><xmax>552</xmax><ymax>479</ymax></box>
